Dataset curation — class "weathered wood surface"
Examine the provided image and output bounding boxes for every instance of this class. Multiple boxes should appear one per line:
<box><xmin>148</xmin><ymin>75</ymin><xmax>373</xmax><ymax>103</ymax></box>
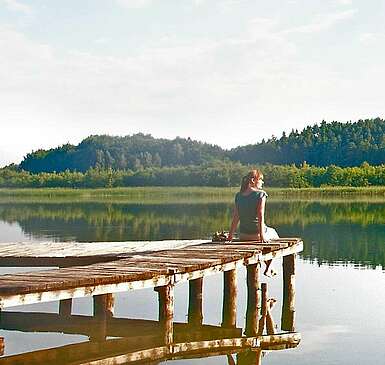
<box><xmin>0</xmin><ymin>239</ymin><xmax>303</xmax><ymax>309</ymax></box>
<box><xmin>0</xmin><ymin>240</ymin><xmax>207</xmax><ymax>266</ymax></box>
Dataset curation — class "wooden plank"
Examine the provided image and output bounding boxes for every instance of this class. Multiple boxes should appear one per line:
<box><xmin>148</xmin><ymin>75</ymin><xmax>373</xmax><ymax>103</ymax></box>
<box><xmin>116</xmin><ymin>260</ymin><xmax>206</xmax><ymax>273</ymax></box>
<box><xmin>61</xmin><ymin>268</ymin><xmax>157</xmax><ymax>281</ymax></box>
<box><xmin>127</xmin><ymin>255</ymin><xmax>220</xmax><ymax>264</ymax></box>
<box><xmin>260</xmin><ymin>332</ymin><xmax>301</xmax><ymax>350</ymax></box>
<box><xmin>184</xmin><ymin>244</ymin><xmax>263</xmax><ymax>250</ymax></box>
<box><xmin>118</xmin><ymin>257</ymin><xmax>217</xmax><ymax>272</ymax></box>
<box><xmin>0</xmin><ymin>275</ymin><xmax>172</xmax><ymax>309</ymax></box>
<box><xmin>175</xmin><ymin>260</ymin><xmax>244</xmax><ymax>283</ymax></box>
<box><xmin>179</xmin><ymin>247</ymin><xmax>260</xmax><ymax>255</ymax></box>
<box><xmin>147</xmin><ymin>252</ymin><xmax>247</xmax><ymax>266</ymax></box>
<box><xmin>94</xmin><ymin>262</ymin><xmax>172</xmax><ymax>273</ymax></box>
<box><xmin>0</xmin><ymin>256</ymin><xmax>119</xmax><ymax>267</ymax></box>
<box><xmin>0</xmin><ymin>272</ymin><xmax>144</xmax><ymax>293</ymax></box>
<box><xmin>152</xmin><ymin>250</ymin><xmax>248</xmax><ymax>260</ymax></box>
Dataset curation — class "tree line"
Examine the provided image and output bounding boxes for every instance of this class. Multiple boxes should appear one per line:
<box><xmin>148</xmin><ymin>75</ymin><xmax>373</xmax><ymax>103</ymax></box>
<box><xmin>1</xmin><ymin>162</ymin><xmax>385</xmax><ymax>188</ymax></box>
<box><xmin>19</xmin><ymin>134</ymin><xmax>224</xmax><ymax>173</ymax></box>
<box><xmin>230</xmin><ymin>118</ymin><xmax>385</xmax><ymax>167</ymax></box>
<box><xmin>16</xmin><ymin>118</ymin><xmax>385</xmax><ymax>174</ymax></box>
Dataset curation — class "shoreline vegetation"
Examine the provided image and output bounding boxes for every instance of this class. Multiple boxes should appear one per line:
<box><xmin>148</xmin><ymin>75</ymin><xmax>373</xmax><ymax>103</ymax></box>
<box><xmin>1</xmin><ymin>186</ymin><xmax>385</xmax><ymax>203</ymax></box>
<box><xmin>1</xmin><ymin>162</ymin><xmax>385</xmax><ymax>190</ymax></box>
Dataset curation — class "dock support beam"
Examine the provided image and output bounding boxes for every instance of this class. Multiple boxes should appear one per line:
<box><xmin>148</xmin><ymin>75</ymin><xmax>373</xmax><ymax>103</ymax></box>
<box><xmin>156</xmin><ymin>284</ymin><xmax>174</xmax><ymax>345</ymax></box>
<box><xmin>281</xmin><ymin>253</ymin><xmax>296</xmax><ymax>331</ymax></box>
<box><xmin>90</xmin><ymin>293</ymin><xmax>114</xmax><ymax>342</ymax></box>
<box><xmin>245</xmin><ymin>264</ymin><xmax>260</xmax><ymax>336</ymax></box>
<box><xmin>188</xmin><ymin>278</ymin><xmax>203</xmax><ymax>326</ymax></box>
<box><xmin>222</xmin><ymin>269</ymin><xmax>237</xmax><ymax>328</ymax></box>
<box><xmin>59</xmin><ymin>299</ymin><xmax>72</xmax><ymax>317</ymax></box>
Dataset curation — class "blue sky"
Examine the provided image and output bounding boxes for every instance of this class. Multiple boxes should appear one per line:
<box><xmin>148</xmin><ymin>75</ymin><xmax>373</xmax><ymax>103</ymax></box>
<box><xmin>1</xmin><ymin>0</ymin><xmax>384</xmax><ymax>166</ymax></box>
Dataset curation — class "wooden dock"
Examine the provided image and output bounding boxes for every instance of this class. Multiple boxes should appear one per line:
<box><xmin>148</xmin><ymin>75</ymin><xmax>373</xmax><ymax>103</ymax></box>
<box><xmin>0</xmin><ymin>237</ymin><xmax>303</xmax><ymax>363</ymax></box>
<box><xmin>0</xmin><ymin>238</ymin><xmax>302</xmax><ymax>309</ymax></box>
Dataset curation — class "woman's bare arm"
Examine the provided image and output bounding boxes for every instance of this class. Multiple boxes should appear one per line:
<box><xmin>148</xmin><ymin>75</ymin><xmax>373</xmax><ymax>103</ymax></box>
<box><xmin>228</xmin><ymin>205</ymin><xmax>239</xmax><ymax>241</ymax></box>
<box><xmin>257</xmin><ymin>196</ymin><xmax>267</xmax><ymax>242</ymax></box>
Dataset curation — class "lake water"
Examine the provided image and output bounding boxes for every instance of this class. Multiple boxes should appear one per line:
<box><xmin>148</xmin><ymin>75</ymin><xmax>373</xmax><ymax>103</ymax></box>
<box><xmin>0</xmin><ymin>194</ymin><xmax>384</xmax><ymax>364</ymax></box>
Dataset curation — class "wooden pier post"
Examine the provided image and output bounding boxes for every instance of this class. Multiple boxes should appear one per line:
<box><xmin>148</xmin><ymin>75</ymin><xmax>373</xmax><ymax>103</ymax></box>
<box><xmin>155</xmin><ymin>284</ymin><xmax>174</xmax><ymax>345</ymax></box>
<box><xmin>93</xmin><ymin>293</ymin><xmax>114</xmax><ymax>318</ymax></box>
<box><xmin>222</xmin><ymin>269</ymin><xmax>237</xmax><ymax>328</ymax></box>
<box><xmin>237</xmin><ymin>349</ymin><xmax>262</xmax><ymax>365</ymax></box>
<box><xmin>257</xmin><ymin>283</ymin><xmax>267</xmax><ymax>335</ymax></box>
<box><xmin>90</xmin><ymin>293</ymin><xmax>114</xmax><ymax>341</ymax></box>
<box><xmin>188</xmin><ymin>278</ymin><xmax>203</xmax><ymax>326</ymax></box>
<box><xmin>281</xmin><ymin>253</ymin><xmax>296</xmax><ymax>331</ymax></box>
<box><xmin>59</xmin><ymin>299</ymin><xmax>72</xmax><ymax>317</ymax></box>
<box><xmin>245</xmin><ymin>264</ymin><xmax>260</xmax><ymax>336</ymax></box>
<box><xmin>0</xmin><ymin>337</ymin><xmax>4</xmax><ymax>356</ymax></box>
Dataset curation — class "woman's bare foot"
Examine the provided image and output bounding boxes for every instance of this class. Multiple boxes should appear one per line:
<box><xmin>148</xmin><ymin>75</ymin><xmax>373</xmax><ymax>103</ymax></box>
<box><xmin>263</xmin><ymin>268</ymin><xmax>277</xmax><ymax>277</ymax></box>
<box><xmin>267</xmin><ymin>298</ymin><xmax>277</xmax><ymax>309</ymax></box>
<box><xmin>263</xmin><ymin>259</ymin><xmax>275</xmax><ymax>277</ymax></box>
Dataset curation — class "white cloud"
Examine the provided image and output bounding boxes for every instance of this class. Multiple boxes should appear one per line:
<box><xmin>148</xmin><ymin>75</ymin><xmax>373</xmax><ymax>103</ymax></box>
<box><xmin>2</xmin><ymin>0</ymin><xmax>32</xmax><ymax>14</ymax></box>
<box><xmin>359</xmin><ymin>32</ymin><xmax>385</xmax><ymax>44</ymax></box>
<box><xmin>115</xmin><ymin>0</ymin><xmax>209</xmax><ymax>9</ymax></box>
<box><xmin>115</xmin><ymin>0</ymin><xmax>153</xmax><ymax>9</ymax></box>
<box><xmin>337</xmin><ymin>0</ymin><xmax>352</xmax><ymax>5</ymax></box>
<box><xmin>282</xmin><ymin>9</ymin><xmax>357</xmax><ymax>34</ymax></box>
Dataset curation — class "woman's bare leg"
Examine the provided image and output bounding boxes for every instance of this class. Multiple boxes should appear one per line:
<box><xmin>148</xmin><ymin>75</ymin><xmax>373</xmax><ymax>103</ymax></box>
<box><xmin>266</xmin><ymin>298</ymin><xmax>277</xmax><ymax>334</ymax></box>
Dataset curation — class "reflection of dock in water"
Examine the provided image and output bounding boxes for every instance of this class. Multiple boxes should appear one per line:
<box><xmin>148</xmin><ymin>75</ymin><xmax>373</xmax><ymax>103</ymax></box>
<box><xmin>0</xmin><ymin>238</ymin><xmax>303</xmax><ymax>363</ymax></box>
<box><xmin>0</xmin><ymin>314</ymin><xmax>300</xmax><ymax>364</ymax></box>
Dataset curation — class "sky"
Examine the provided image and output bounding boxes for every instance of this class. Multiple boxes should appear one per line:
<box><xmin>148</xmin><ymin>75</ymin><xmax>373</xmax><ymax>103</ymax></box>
<box><xmin>0</xmin><ymin>0</ymin><xmax>384</xmax><ymax>167</ymax></box>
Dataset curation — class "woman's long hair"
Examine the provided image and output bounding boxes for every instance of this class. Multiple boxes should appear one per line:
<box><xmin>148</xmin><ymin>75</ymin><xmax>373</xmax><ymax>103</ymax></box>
<box><xmin>240</xmin><ymin>169</ymin><xmax>263</xmax><ymax>193</ymax></box>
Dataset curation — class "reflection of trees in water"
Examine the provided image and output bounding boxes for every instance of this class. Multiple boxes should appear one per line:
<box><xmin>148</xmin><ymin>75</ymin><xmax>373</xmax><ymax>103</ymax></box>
<box><xmin>0</xmin><ymin>203</ymin><xmax>232</xmax><ymax>241</ymax></box>
<box><xmin>268</xmin><ymin>201</ymin><xmax>385</xmax><ymax>226</ymax></box>
<box><xmin>0</xmin><ymin>201</ymin><xmax>384</xmax><ymax>268</ymax></box>
<box><xmin>279</xmin><ymin>223</ymin><xmax>385</xmax><ymax>269</ymax></box>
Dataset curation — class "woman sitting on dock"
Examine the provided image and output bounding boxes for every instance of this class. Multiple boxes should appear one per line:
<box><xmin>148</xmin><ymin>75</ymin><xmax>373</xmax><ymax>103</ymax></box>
<box><xmin>228</xmin><ymin>169</ymin><xmax>279</xmax><ymax>276</ymax></box>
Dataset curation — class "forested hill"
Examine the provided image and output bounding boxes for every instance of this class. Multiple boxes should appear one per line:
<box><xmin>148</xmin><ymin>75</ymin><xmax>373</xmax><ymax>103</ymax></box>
<box><xmin>19</xmin><ymin>118</ymin><xmax>385</xmax><ymax>173</ymax></box>
<box><xmin>230</xmin><ymin>118</ymin><xmax>385</xmax><ymax>167</ymax></box>
<box><xmin>20</xmin><ymin>134</ymin><xmax>225</xmax><ymax>173</ymax></box>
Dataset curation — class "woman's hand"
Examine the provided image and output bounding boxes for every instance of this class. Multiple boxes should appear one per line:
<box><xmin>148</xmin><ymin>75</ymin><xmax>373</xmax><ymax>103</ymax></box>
<box><xmin>227</xmin><ymin>232</ymin><xmax>233</xmax><ymax>242</ymax></box>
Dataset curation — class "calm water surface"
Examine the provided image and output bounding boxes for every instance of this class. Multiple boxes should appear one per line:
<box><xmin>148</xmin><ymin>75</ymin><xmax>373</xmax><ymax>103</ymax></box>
<box><xmin>0</xmin><ymin>196</ymin><xmax>384</xmax><ymax>364</ymax></box>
